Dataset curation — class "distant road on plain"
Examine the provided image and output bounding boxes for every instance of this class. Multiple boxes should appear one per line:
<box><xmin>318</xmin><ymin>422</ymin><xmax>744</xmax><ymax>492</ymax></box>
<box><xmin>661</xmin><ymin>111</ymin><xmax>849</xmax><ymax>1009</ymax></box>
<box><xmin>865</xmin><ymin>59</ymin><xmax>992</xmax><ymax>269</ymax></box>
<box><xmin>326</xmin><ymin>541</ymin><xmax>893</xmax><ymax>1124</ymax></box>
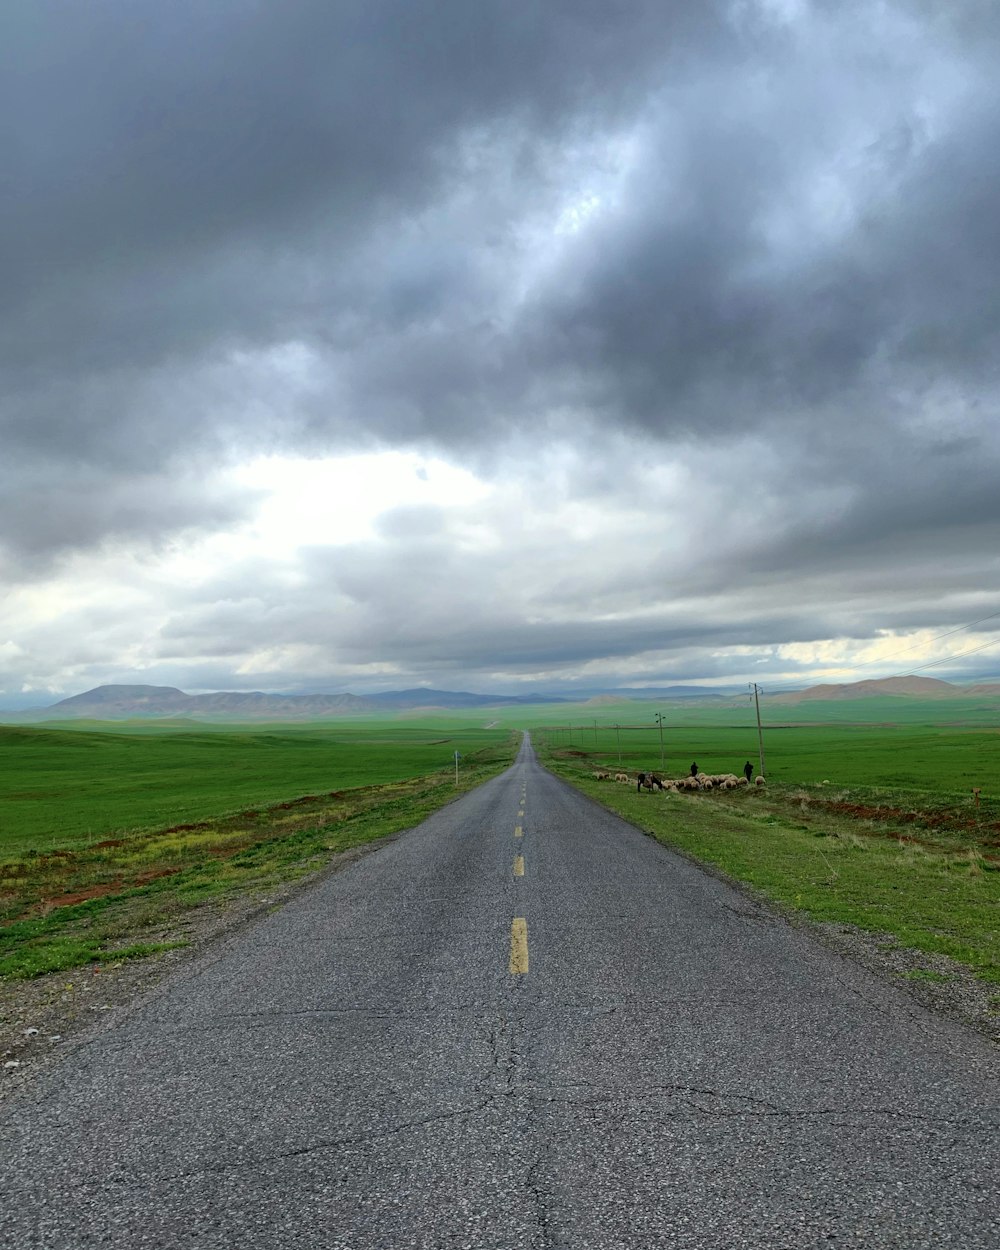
<box><xmin>2</xmin><ymin>734</ymin><xmax>997</xmax><ymax>1248</ymax></box>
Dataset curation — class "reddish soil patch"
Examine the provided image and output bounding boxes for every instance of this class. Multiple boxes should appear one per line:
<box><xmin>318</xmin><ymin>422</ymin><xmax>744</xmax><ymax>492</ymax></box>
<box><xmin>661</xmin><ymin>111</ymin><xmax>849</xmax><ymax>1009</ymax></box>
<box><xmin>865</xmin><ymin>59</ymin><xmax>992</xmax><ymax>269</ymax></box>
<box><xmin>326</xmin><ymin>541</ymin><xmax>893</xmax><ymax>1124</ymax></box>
<box><xmin>275</xmin><ymin>794</ymin><xmax>323</xmax><ymax>810</ymax></box>
<box><xmin>91</xmin><ymin>838</ymin><xmax>125</xmax><ymax>850</ymax></box>
<box><xmin>205</xmin><ymin>843</ymin><xmax>255</xmax><ymax>859</ymax></box>
<box><xmin>39</xmin><ymin>867</ymin><xmax>180</xmax><ymax>911</ymax></box>
<box><xmin>817</xmin><ymin>799</ymin><xmax>1000</xmax><ymax>850</ymax></box>
<box><xmin>133</xmin><ymin>868</ymin><xmax>180</xmax><ymax>886</ymax></box>
<box><xmin>42</xmin><ymin>881</ymin><xmax>123</xmax><ymax>908</ymax></box>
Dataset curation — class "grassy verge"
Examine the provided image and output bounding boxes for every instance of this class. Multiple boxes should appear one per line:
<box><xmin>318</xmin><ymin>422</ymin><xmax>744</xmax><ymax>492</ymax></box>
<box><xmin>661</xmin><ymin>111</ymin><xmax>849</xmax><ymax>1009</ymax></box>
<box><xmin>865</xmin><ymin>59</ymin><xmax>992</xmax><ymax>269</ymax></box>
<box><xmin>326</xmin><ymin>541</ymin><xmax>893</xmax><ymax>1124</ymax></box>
<box><xmin>542</xmin><ymin>747</ymin><xmax>1000</xmax><ymax>988</ymax></box>
<box><xmin>0</xmin><ymin>737</ymin><xmax>517</xmax><ymax>980</ymax></box>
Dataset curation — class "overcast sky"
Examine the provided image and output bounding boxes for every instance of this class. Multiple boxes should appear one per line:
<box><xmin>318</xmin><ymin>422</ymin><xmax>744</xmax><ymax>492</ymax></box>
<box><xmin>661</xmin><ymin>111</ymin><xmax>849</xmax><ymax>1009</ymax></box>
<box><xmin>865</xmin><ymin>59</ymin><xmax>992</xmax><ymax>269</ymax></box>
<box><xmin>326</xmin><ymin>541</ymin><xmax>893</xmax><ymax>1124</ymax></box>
<box><xmin>3</xmin><ymin>0</ymin><xmax>1000</xmax><ymax>706</ymax></box>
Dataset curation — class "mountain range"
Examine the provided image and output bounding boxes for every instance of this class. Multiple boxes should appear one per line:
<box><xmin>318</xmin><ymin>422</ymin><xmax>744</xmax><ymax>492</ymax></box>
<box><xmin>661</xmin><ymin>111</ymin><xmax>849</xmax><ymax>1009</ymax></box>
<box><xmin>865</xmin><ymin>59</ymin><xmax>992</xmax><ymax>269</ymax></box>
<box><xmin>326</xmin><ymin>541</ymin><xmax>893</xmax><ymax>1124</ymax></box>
<box><xmin>0</xmin><ymin>683</ymin><xmax>735</xmax><ymax>721</ymax></box>
<box><xmin>1</xmin><ymin>675</ymin><xmax>999</xmax><ymax>722</ymax></box>
<box><xmin>9</xmin><ymin>684</ymin><xmax>555</xmax><ymax>720</ymax></box>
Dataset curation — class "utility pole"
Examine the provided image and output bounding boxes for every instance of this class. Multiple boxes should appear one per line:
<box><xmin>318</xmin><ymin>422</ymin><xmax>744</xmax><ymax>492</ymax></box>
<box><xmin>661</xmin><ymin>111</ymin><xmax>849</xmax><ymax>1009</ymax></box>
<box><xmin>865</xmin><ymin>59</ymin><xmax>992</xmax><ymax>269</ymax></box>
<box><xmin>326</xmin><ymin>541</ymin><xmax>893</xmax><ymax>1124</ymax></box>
<box><xmin>750</xmin><ymin>683</ymin><xmax>766</xmax><ymax>778</ymax></box>
<box><xmin>654</xmin><ymin>711</ymin><xmax>665</xmax><ymax>771</ymax></box>
<box><xmin>615</xmin><ymin>723</ymin><xmax>621</xmax><ymax>764</ymax></box>
<box><xmin>594</xmin><ymin>718</ymin><xmax>599</xmax><ymax>747</ymax></box>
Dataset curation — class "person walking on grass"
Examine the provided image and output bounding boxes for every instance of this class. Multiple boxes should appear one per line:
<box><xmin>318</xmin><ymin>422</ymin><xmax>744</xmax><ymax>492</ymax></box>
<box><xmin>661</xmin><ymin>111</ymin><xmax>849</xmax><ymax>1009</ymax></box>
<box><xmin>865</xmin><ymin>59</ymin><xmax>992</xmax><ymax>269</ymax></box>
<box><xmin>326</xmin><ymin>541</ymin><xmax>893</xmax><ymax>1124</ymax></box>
<box><xmin>690</xmin><ymin>761</ymin><xmax>698</xmax><ymax>777</ymax></box>
<box><xmin>744</xmin><ymin>760</ymin><xmax>753</xmax><ymax>783</ymax></box>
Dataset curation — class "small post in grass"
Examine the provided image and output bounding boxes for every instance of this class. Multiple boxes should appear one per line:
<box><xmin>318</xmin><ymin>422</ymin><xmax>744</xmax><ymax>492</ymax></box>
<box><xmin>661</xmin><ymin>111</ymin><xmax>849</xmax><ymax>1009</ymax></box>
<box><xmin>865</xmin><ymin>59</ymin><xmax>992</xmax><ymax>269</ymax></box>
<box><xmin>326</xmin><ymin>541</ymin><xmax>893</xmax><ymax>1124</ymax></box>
<box><xmin>454</xmin><ymin>750</ymin><xmax>461</xmax><ymax>786</ymax></box>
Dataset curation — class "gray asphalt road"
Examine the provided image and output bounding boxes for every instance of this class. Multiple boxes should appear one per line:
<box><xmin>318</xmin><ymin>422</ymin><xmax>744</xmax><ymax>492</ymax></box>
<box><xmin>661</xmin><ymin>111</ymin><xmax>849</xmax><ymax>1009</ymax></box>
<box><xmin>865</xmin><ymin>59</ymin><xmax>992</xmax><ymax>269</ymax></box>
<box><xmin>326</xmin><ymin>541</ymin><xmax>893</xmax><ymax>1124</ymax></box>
<box><xmin>2</xmin><ymin>734</ymin><xmax>998</xmax><ymax>1248</ymax></box>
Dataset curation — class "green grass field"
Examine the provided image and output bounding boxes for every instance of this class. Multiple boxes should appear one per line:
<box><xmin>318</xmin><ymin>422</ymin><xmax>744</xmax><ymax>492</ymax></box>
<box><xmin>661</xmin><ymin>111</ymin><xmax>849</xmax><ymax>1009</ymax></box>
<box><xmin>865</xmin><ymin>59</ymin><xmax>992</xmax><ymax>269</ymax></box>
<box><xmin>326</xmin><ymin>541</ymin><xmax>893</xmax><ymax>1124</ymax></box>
<box><xmin>0</xmin><ymin>719</ymin><xmax>513</xmax><ymax>854</ymax></box>
<box><xmin>529</xmin><ymin>713</ymin><xmax>999</xmax><ymax>802</ymax></box>
<box><xmin>516</xmin><ymin>693</ymin><xmax>1000</xmax><ymax>729</ymax></box>
<box><xmin>0</xmin><ymin>717</ymin><xmax>519</xmax><ymax>978</ymax></box>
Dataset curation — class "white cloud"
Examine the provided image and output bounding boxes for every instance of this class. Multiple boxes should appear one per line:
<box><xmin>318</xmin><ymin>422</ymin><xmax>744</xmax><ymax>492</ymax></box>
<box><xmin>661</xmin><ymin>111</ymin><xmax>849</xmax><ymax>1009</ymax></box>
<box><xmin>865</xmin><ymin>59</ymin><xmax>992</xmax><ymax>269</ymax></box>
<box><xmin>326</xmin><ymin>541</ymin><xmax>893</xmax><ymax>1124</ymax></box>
<box><xmin>229</xmin><ymin>452</ymin><xmax>492</xmax><ymax>554</ymax></box>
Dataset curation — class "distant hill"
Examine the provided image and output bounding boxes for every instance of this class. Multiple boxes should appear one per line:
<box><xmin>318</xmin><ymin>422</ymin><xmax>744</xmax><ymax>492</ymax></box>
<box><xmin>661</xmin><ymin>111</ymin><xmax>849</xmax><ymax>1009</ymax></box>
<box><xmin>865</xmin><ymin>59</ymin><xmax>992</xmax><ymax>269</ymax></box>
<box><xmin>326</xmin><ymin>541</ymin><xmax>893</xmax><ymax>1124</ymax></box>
<box><xmin>962</xmin><ymin>682</ymin><xmax>1000</xmax><ymax>697</ymax></box>
<box><xmin>48</xmin><ymin>684</ymin><xmax>376</xmax><ymax>718</ymax></box>
<box><xmin>0</xmin><ymin>683</ymin><xmax>570</xmax><ymax>722</ymax></box>
<box><xmin>766</xmin><ymin>676</ymin><xmax>996</xmax><ymax>704</ymax></box>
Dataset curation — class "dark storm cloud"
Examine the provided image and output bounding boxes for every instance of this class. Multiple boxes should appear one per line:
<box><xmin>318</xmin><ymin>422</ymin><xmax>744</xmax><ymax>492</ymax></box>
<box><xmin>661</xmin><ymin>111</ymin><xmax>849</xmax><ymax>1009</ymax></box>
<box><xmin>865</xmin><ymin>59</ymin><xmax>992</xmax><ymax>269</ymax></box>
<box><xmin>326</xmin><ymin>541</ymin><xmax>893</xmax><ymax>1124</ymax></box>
<box><xmin>1</xmin><ymin>0</ymin><xmax>722</xmax><ymax>375</ymax></box>
<box><xmin>4</xmin><ymin>0</ymin><xmax>998</xmax><ymax>460</ymax></box>
<box><xmin>532</xmin><ymin>77</ymin><xmax>1000</xmax><ymax>443</ymax></box>
<box><xmin>1</xmin><ymin>0</ymin><xmax>738</xmax><ymax>561</ymax></box>
<box><xmin>3</xmin><ymin>0</ymin><xmax>1000</xmax><ymax>697</ymax></box>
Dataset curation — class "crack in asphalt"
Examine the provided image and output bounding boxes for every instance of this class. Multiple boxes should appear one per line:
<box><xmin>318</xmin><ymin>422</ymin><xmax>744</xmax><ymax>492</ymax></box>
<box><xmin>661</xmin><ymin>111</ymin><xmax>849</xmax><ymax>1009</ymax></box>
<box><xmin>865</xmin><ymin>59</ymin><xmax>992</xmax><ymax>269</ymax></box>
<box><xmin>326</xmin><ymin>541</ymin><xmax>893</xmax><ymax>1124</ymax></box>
<box><xmin>715</xmin><ymin>902</ymin><xmax>778</xmax><ymax>926</ymax></box>
<box><xmin>523</xmin><ymin>1085</ymin><xmax>992</xmax><ymax>1128</ymax></box>
<box><xmin>74</xmin><ymin>1074</ymin><xmax>988</xmax><ymax>1197</ymax></box>
<box><xmin>139</xmin><ymin>1099</ymin><xmax>506</xmax><ymax>1188</ymax></box>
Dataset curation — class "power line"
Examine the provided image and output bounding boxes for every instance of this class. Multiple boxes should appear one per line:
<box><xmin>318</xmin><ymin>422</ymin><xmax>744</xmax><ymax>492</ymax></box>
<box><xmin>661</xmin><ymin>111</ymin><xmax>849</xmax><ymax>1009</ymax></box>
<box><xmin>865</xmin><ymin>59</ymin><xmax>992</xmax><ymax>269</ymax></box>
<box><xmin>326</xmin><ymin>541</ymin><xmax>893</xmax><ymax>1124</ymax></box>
<box><xmin>750</xmin><ymin>607</ymin><xmax>1000</xmax><ymax>696</ymax></box>
<box><xmin>898</xmin><ymin>636</ymin><xmax>1000</xmax><ymax>676</ymax></box>
<box><xmin>814</xmin><ymin>608</ymin><xmax>1000</xmax><ymax>676</ymax></box>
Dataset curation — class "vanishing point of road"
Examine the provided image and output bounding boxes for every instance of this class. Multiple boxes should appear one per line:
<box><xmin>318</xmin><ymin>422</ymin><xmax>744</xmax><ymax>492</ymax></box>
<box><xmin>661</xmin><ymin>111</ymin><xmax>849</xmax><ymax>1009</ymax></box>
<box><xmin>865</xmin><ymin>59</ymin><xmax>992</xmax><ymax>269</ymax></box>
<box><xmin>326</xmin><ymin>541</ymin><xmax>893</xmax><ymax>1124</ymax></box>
<box><xmin>2</xmin><ymin>734</ymin><xmax>997</xmax><ymax>1248</ymax></box>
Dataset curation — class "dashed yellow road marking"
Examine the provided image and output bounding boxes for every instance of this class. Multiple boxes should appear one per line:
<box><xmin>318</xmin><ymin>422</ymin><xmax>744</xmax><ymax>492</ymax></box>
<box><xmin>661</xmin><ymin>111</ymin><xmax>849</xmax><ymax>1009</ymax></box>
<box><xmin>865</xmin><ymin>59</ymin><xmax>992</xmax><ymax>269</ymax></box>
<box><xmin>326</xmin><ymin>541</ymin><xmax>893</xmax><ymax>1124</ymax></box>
<box><xmin>514</xmin><ymin>825</ymin><xmax>523</xmax><ymax>838</ymax></box>
<box><xmin>509</xmin><ymin>918</ymin><xmax>529</xmax><ymax>974</ymax></box>
<box><xmin>518</xmin><ymin>808</ymin><xmax>524</xmax><ymax>818</ymax></box>
<box><xmin>514</xmin><ymin>855</ymin><xmax>524</xmax><ymax>877</ymax></box>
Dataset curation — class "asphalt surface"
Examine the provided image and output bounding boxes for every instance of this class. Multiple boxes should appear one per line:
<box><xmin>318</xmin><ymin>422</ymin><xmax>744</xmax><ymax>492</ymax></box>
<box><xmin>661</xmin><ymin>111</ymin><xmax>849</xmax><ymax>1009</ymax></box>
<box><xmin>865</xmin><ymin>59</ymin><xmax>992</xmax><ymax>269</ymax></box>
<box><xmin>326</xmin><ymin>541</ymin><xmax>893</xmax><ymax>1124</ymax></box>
<box><xmin>2</xmin><ymin>734</ymin><xmax>998</xmax><ymax>1248</ymax></box>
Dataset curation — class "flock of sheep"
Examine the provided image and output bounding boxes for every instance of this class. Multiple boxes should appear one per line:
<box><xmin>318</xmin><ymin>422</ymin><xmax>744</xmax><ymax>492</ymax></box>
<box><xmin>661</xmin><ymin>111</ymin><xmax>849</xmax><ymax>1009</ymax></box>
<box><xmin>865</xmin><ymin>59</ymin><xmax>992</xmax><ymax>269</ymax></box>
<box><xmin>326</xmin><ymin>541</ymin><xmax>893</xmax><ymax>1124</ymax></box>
<box><xmin>591</xmin><ymin>770</ymin><xmax>766</xmax><ymax>791</ymax></box>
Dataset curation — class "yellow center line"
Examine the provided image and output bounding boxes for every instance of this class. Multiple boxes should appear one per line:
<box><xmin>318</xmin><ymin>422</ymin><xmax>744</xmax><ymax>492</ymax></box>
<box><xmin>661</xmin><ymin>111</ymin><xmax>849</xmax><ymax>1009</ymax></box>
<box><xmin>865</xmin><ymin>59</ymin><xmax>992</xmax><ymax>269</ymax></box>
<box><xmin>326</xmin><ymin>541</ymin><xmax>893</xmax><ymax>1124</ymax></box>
<box><xmin>514</xmin><ymin>825</ymin><xmax>523</xmax><ymax>838</ymax></box>
<box><xmin>513</xmin><ymin>855</ymin><xmax>524</xmax><ymax>877</ymax></box>
<box><xmin>518</xmin><ymin>808</ymin><xmax>524</xmax><ymax>818</ymax></box>
<box><xmin>509</xmin><ymin>918</ymin><xmax>529</xmax><ymax>974</ymax></box>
